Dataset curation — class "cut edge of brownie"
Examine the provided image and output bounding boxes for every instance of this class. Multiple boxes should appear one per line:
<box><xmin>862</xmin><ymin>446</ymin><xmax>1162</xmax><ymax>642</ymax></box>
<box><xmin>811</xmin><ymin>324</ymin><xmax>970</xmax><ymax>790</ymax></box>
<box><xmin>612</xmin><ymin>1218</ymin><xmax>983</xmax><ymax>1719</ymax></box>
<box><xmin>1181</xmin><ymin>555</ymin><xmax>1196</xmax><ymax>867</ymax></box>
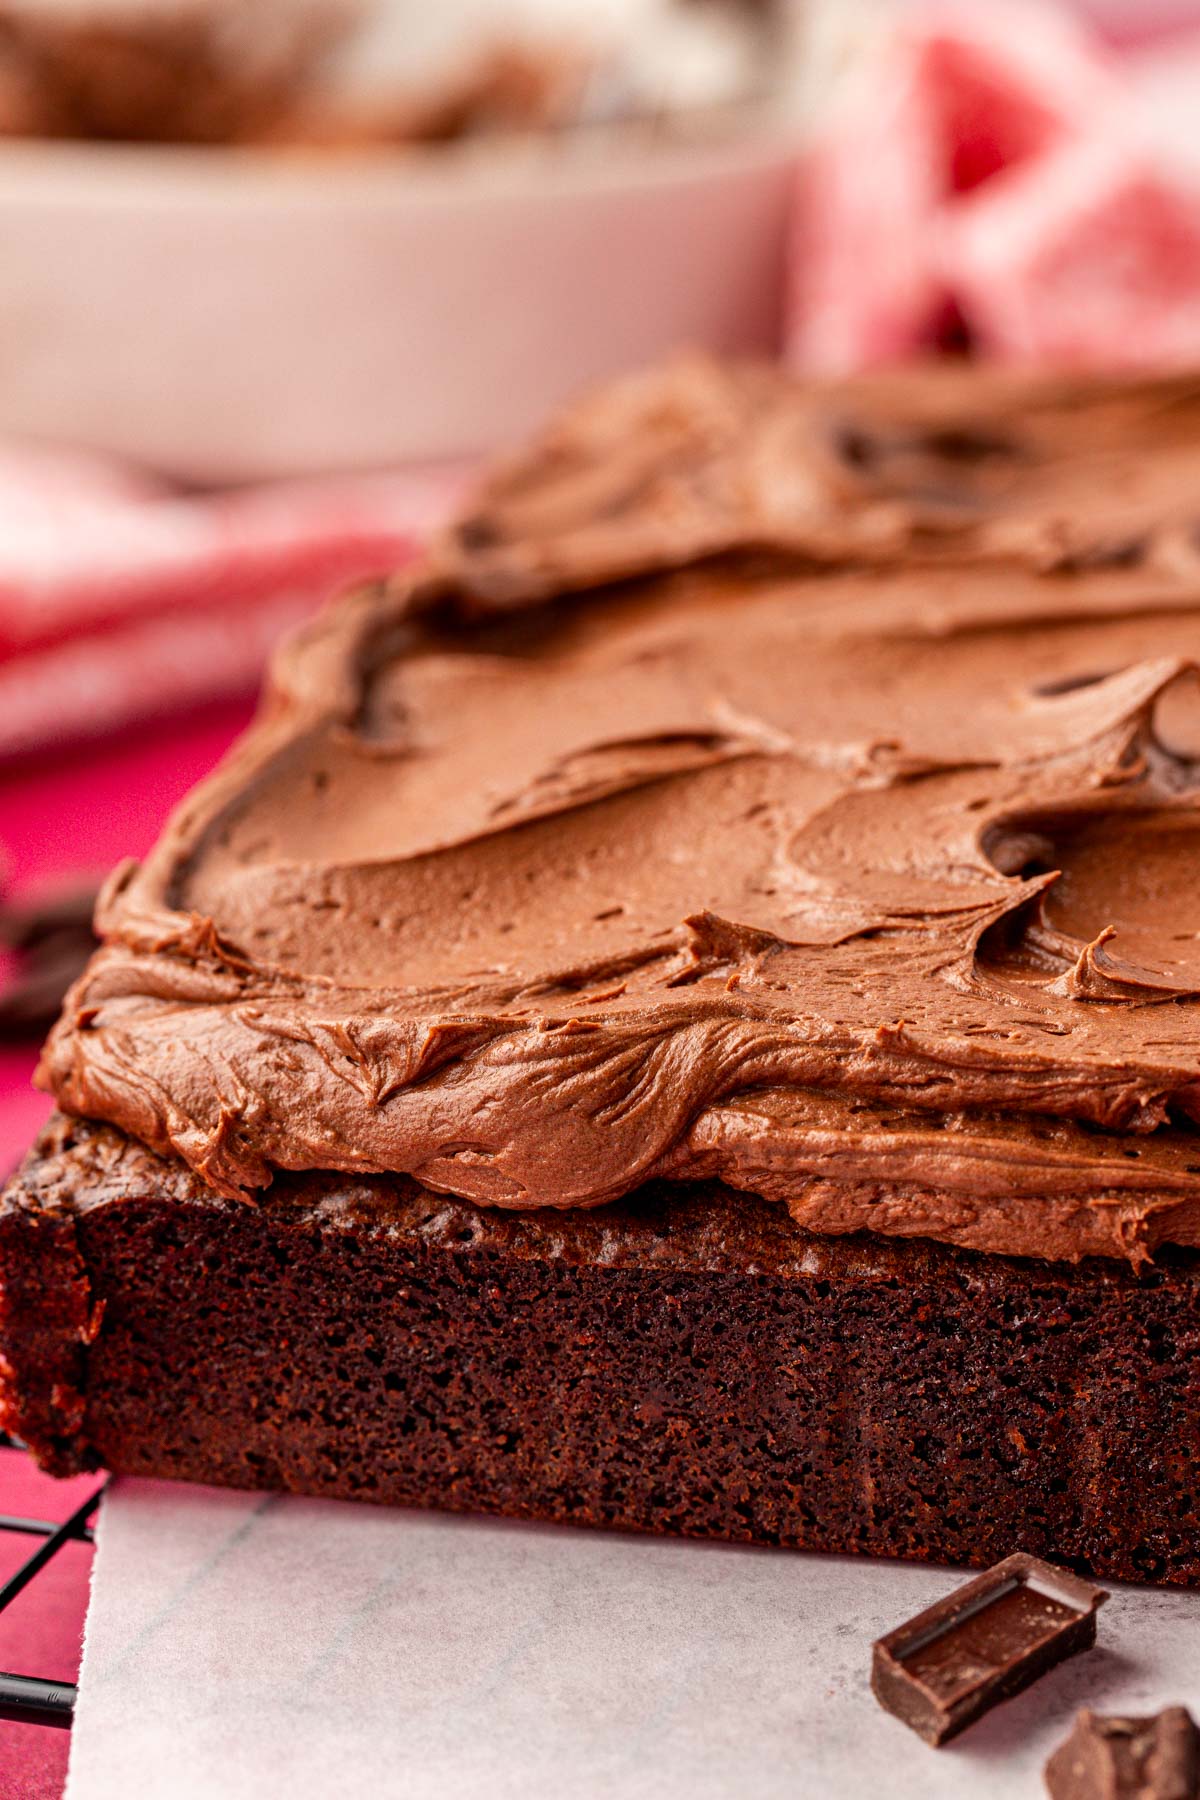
<box><xmin>4</xmin><ymin>1114</ymin><xmax>1200</xmax><ymax>1585</ymax></box>
<box><xmin>0</xmin><ymin>1135</ymin><xmax>96</xmax><ymax>1476</ymax></box>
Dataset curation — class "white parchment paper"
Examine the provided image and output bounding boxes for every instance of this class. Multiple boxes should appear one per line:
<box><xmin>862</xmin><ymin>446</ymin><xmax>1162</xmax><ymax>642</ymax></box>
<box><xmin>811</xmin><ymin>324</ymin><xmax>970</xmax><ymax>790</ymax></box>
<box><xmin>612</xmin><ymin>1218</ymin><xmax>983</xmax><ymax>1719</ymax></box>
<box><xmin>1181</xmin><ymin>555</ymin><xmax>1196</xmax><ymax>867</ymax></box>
<box><xmin>64</xmin><ymin>1477</ymin><xmax>1200</xmax><ymax>1799</ymax></box>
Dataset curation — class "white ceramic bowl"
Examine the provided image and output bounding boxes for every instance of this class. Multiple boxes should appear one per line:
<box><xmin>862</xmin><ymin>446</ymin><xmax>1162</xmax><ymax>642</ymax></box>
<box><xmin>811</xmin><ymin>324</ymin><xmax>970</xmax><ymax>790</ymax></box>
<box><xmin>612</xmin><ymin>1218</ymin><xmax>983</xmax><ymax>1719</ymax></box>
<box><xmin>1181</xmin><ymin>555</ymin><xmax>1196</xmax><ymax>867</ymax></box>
<box><xmin>0</xmin><ymin>126</ymin><xmax>799</xmax><ymax>481</ymax></box>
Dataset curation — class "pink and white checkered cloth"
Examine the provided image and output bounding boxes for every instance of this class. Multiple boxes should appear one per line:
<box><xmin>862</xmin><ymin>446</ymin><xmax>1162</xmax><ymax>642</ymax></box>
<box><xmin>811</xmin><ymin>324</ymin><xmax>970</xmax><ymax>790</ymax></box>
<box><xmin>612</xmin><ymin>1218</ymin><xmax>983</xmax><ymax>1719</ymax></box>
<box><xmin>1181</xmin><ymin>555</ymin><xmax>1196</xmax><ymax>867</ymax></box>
<box><xmin>0</xmin><ymin>447</ymin><xmax>462</xmax><ymax>759</ymax></box>
<box><xmin>789</xmin><ymin>0</ymin><xmax>1200</xmax><ymax>374</ymax></box>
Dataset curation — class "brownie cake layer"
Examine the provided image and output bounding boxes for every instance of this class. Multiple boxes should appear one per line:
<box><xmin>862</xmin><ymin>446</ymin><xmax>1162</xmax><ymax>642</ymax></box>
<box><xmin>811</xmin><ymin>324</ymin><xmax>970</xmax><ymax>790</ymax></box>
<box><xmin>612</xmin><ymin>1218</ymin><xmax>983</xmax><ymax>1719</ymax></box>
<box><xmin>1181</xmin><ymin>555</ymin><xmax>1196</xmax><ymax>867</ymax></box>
<box><xmin>5</xmin><ymin>1115</ymin><xmax>1199</xmax><ymax>1587</ymax></box>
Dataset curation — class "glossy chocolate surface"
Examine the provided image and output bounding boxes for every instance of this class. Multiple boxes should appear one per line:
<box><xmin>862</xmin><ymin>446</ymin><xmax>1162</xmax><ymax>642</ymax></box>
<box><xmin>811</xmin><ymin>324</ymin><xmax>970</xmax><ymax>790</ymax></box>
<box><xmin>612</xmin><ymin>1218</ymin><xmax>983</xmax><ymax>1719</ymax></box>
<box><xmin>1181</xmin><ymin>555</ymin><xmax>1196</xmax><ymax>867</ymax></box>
<box><xmin>872</xmin><ymin>1553</ymin><xmax>1107</xmax><ymax>1746</ymax></box>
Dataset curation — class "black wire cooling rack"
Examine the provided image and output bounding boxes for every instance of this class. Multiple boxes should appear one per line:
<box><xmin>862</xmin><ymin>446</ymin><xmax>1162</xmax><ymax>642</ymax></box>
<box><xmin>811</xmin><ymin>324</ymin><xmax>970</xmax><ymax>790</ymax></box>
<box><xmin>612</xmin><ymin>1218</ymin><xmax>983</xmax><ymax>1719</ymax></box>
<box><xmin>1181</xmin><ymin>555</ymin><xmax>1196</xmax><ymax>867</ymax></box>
<box><xmin>0</xmin><ymin>1433</ymin><xmax>106</xmax><ymax>1729</ymax></box>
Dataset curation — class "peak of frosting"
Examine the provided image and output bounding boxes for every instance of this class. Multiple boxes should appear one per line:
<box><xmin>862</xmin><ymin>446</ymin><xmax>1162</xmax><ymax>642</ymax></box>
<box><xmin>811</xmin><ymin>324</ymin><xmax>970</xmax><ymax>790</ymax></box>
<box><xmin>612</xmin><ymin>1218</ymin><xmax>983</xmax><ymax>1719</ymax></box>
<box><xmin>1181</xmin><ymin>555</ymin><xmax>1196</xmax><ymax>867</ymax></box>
<box><xmin>38</xmin><ymin>356</ymin><xmax>1200</xmax><ymax>1264</ymax></box>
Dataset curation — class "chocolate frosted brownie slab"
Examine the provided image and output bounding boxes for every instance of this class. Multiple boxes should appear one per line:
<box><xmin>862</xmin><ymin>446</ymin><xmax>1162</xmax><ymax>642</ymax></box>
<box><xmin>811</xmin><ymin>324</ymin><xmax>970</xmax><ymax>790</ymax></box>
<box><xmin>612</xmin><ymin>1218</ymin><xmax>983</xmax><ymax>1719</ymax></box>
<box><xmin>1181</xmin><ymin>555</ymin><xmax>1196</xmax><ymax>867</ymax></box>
<box><xmin>13</xmin><ymin>359</ymin><xmax>1200</xmax><ymax>1580</ymax></box>
<box><xmin>5</xmin><ymin>1116</ymin><xmax>1200</xmax><ymax>1587</ymax></box>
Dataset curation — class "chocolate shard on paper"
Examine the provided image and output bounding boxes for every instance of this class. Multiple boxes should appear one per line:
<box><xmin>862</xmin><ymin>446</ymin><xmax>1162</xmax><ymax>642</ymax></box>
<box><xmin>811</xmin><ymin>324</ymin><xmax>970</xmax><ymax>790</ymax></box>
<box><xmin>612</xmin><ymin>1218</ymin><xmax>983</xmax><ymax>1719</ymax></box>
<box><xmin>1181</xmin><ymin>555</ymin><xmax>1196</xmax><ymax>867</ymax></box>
<box><xmin>871</xmin><ymin>1552</ymin><xmax>1108</xmax><ymax>1746</ymax></box>
<box><xmin>1045</xmin><ymin>1706</ymin><xmax>1198</xmax><ymax>1800</ymax></box>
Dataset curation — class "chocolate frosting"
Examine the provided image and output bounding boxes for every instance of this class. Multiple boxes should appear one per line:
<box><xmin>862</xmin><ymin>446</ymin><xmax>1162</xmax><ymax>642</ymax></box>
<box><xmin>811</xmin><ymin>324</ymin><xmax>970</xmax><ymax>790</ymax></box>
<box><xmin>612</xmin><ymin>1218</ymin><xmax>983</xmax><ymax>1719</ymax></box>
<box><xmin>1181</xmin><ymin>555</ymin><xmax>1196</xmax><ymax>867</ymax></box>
<box><xmin>39</xmin><ymin>356</ymin><xmax>1200</xmax><ymax>1264</ymax></box>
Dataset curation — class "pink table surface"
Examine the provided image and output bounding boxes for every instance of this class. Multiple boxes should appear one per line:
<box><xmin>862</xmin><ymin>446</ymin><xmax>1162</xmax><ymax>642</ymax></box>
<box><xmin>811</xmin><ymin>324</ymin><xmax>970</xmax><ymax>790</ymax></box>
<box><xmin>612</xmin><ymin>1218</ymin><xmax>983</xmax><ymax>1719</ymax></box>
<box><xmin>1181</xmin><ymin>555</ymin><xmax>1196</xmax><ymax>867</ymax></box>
<box><xmin>0</xmin><ymin>695</ymin><xmax>253</xmax><ymax>1799</ymax></box>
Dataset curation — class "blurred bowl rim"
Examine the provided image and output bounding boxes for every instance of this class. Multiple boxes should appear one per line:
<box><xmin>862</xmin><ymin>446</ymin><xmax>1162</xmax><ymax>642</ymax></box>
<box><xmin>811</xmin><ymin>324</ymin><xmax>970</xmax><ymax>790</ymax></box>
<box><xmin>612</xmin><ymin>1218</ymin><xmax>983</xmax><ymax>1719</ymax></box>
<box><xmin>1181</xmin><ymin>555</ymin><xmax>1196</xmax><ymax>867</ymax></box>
<box><xmin>0</xmin><ymin>104</ymin><xmax>803</xmax><ymax>204</ymax></box>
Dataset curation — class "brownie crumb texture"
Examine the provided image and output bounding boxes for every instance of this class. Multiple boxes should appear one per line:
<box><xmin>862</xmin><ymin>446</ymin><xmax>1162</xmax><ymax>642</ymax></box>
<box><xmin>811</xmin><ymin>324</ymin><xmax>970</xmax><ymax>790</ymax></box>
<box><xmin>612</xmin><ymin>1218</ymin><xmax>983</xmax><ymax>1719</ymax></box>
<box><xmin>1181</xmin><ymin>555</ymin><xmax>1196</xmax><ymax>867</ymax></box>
<box><xmin>4</xmin><ymin>1119</ymin><xmax>1200</xmax><ymax>1586</ymax></box>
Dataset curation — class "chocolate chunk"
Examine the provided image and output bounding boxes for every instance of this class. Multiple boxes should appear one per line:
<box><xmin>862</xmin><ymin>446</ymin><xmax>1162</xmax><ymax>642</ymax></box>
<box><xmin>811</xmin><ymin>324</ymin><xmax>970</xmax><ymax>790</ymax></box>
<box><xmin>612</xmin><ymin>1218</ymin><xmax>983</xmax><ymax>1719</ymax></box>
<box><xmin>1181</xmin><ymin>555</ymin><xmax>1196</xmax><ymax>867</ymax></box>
<box><xmin>0</xmin><ymin>937</ymin><xmax>94</xmax><ymax>1037</ymax></box>
<box><xmin>0</xmin><ymin>880</ymin><xmax>100</xmax><ymax>1038</ymax></box>
<box><xmin>871</xmin><ymin>1552</ymin><xmax>1108</xmax><ymax>1746</ymax></box>
<box><xmin>1045</xmin><ymin>1707</ymin><xmax>1198</xmax><ymax>1799</ymax></box>
<box><xmin>0</xmin><ymin>882</ymin><xmax>98</xmax><ymax>954</ymax></box>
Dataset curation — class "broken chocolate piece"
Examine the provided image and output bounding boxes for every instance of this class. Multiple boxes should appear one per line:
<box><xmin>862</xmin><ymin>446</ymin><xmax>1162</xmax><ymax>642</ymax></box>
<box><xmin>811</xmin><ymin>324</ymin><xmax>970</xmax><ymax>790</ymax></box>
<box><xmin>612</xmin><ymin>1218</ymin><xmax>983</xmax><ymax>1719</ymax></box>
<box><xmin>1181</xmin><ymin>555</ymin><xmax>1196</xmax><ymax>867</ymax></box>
<box><xmin>871</xmin><ymin>1552</ymin><xmax>1108</xmax><ymax>1746</ymax></box>
<box><xmin>0</xmin><ymin>881</ymin><xmax>99</xmax><ymax>954</ymax></box>
<box><xmin>0</xmin><ymin>938</ymin><xmax>93</xmax><ymax>1037</ymax></box>
<box><xmin>1045</xmin><ymin>1707</ymin><xmax>1198</xmax><ymax>1800</ymax></box>
<box><xmin>0</xmin><ymin>879</ymin><xmax>99</xmax><ymax>1039</ymax></box>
